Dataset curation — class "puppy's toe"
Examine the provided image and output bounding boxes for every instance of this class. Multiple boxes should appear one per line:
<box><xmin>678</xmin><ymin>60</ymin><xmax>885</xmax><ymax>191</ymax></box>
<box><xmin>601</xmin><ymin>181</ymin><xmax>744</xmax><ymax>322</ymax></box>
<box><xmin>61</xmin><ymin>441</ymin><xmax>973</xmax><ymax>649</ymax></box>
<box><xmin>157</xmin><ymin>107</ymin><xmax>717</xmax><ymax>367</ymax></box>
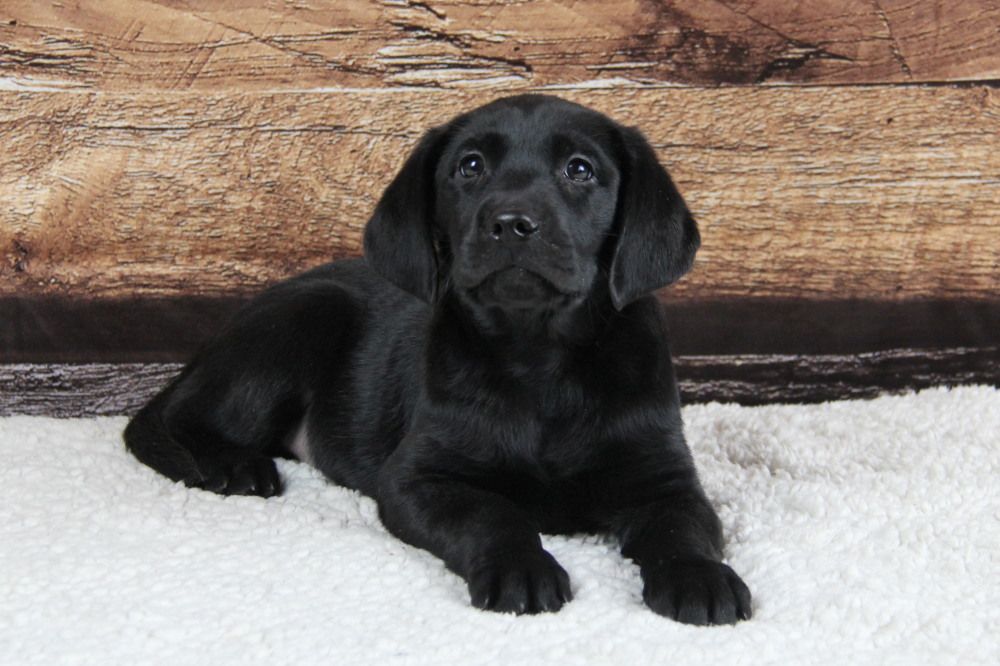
<box><xmin>228</xmin><ymin>457</ymin><xmax>283</xmax><ymax>497</ymax></box>
<box><xmin>468</xmin><ymin>549</ymin><xmax>572</xmax><ymax>615</ymax></box>
<box><xmin>642</xmin><ymin>559</ymin><xmax>751</xmax><ymax>625</ymax></box>
<box><xmin>194</xmin><ymin>455</ymin><xmax>283</xmax><ymax>498</ymax></box>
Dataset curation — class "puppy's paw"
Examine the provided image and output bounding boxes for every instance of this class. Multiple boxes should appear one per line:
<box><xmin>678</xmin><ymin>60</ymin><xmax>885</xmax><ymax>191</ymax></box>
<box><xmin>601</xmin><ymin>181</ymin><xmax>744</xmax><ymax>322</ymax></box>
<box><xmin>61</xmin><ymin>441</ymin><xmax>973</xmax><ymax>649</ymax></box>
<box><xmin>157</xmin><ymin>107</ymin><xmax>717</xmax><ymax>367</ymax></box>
<box><xmin>467</xmin><ymin>548</ymin><xmax>573</xmax><ymax>615</ymax></box>
<box><xmin>642</xmin><ymin>559</ymin><xmax>752</xmax><ymax>625</ymax></box>
<box><xmin>193</xmin><ymin>455</ymin><xmax>283</xmax><ymax>498</ymax></box>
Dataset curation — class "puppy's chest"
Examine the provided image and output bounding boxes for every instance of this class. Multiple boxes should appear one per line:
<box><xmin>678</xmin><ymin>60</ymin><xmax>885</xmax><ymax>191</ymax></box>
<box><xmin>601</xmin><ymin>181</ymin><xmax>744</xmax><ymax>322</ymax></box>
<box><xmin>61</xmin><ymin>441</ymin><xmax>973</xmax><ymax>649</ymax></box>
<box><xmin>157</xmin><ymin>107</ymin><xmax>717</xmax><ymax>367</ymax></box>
<box><xmin>473</xmin><ymin>413</ymin><xmax>606</xmax><ymax>532</ymax></box>
<box><xmin>472</xmin><ymin>383</ymin><xmax>608</xmax><ymax>474</ymax></box>
<box><xmin>447</xmin><ymin>384</ymin><xmax>622</xmax><ymax>532</ymax></box>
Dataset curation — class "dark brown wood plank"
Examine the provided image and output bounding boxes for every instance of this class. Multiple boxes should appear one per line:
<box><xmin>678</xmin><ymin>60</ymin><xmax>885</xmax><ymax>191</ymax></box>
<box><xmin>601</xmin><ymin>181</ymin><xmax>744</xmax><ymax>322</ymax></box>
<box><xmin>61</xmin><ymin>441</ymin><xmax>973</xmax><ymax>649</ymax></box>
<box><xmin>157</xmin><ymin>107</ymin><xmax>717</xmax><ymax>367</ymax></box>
<box><xmin>0</xmin><ymin>363</ymin><xmax>183</xmax><ymax>417</ymax></box>
<box><xmin>1</xmin><ymin>0</ymin><xmax>997</xmax><ymax>90</ymax></box>
<box><xmin>3</xmin><ymin>86</ymin><xmax>998</xmax><ymax>302</ymax></box>
<box><xmin>3</xmin><ymin>349</ymin><xmax>996</xmax><ymax>417</ymax></box>
<box><xmin>0</xmin><ymin>296</ymin><xmax>248</xmax><ymax>363</ymax></box>
<box><xmin>3</xmin><ymin>296</ymin><xmax>997</xmax><ymax>414</ymax></box>
<box><xmin>677</xmin><ymin>347</ymin><xmax>1000</xmax><ymax>405</ymax></box>
<box><xmin>4</xmin><ymin>296</ymin><xmax>1000</xmax><ymax>363</ymax></box>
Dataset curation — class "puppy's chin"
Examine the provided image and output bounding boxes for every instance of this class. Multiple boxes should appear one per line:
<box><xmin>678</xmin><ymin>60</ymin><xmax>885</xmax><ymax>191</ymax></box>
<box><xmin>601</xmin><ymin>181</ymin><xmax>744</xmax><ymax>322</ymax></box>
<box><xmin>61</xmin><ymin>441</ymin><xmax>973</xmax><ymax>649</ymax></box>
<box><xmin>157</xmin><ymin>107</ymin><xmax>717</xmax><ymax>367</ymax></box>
<box><xmin>467</xmin><ymin>267</ymin><xmax>573</xmax><ymax>312</ymax></box>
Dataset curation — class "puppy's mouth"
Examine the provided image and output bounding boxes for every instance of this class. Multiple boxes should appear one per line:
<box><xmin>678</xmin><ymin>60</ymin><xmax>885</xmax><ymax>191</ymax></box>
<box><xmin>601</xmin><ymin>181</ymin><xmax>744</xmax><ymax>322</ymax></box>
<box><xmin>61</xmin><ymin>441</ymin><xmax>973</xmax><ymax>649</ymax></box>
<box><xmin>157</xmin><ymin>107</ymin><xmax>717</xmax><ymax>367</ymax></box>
<box><xmin>468</xmin><ymin>266</ymin><xmax>570</xmax><ymax>310</ymax></box>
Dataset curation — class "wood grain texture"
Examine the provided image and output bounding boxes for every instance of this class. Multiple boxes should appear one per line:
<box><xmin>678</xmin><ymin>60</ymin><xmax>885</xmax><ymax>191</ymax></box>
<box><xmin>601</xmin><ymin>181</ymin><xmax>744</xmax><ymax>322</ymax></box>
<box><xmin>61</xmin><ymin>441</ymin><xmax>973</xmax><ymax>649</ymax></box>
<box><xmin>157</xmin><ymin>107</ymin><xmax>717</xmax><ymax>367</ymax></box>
<box><xmin>4</xmin><ymin>350</ymin><xmax>996</xmax><ymax>416</ymax></box>
<box><xmin>677</xmin><ymin>347</ymin><xmax>1000</xmax><ymax>404</ymax></box>
<box><xmin>1</xmin><ymin>0</ymin><xmax>998</xmax><ymax>90</ymax></box>
<box><xmin>0</xmin><ymin>363</ymin><xmax>183</xmax><ymax>417</ymax></box>
<box><xmin>2</xmin><ymin>86</ymin><xmax>998</xmax><ymax>301</ymax></box>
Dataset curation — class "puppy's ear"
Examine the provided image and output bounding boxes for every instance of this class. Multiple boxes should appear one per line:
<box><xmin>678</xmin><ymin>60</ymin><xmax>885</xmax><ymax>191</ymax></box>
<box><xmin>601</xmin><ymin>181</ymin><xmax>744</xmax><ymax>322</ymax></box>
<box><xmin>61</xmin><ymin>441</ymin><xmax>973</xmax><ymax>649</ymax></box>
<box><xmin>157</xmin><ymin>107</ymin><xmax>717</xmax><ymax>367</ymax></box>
<box><xmin>609</xmin><ymin>126</ymin><xmax>701</xmax><ymax>310</ymax></box>
<box><xmin>364</xmin><ymin>126</ymin><xmax>448</xmax><ymax>303</ymax></box>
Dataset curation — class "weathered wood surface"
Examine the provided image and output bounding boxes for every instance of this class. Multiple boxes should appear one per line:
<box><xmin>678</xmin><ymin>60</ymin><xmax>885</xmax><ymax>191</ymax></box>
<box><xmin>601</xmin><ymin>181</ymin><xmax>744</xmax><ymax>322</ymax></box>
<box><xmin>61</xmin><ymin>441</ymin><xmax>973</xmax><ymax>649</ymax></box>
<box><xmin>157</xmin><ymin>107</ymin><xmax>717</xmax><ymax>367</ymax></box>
<box><xmin>1</xmin><ymin>0</ymin><xmax>998</xmax><ymax>90</ymax></box>
<box><xmin>0</xmin><ymin>363</ymin><xmax>183</xmax><ymax>417</ymax></box>
<box><xmin>2</xmin><ymin>86</ymin><xmax>998</xmax><ymax>301</ymax></box>
<box><xmin>677</xmin><ymin>348</ymin><xmax>1000</xmax><ymax>405</ymax></box>
<box><xmin>3</xmin><ymin>349</ymin><xmax>997</xmax><ymax>416</ymax></box>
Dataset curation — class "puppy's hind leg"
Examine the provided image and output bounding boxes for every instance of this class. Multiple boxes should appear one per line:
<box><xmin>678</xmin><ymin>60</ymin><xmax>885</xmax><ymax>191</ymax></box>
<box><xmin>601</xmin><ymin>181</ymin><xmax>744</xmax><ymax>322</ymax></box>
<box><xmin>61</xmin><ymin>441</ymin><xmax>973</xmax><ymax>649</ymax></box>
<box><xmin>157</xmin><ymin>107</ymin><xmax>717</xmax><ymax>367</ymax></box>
<box><xmin>124</xmin><ymin>369</ymin><xmax>298</xmax><ymax>498</ymax></box>
<box><xmin>124</xmin><ymin>383</ymin><xmax>203</xmax><ymax>488</ymax></box>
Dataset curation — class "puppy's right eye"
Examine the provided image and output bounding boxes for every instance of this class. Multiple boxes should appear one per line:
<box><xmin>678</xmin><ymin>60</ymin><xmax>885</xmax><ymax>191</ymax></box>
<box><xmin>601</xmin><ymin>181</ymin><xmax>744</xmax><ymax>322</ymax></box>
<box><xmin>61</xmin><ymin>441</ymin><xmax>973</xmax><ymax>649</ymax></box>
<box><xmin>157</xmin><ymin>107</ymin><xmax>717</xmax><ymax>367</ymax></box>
<box><xmin>458</xmin><ymin>154</ymin><xmax>485</xmax><ymax>178</ymax></box>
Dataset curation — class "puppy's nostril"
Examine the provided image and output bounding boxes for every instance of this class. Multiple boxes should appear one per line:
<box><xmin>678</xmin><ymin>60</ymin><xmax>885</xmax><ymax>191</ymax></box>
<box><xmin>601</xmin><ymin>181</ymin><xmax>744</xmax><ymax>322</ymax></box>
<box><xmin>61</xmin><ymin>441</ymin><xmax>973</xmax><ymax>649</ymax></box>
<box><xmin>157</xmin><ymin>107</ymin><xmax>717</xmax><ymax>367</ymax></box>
<box><xmin>513</xmin><ymin>219</ymin><xmax>538</xmax><ymax>237</ymax></box>
<box><xmin>491</xmin><ymin>223</ymin><xmax>504</xmax><ymax>240</ymax></box>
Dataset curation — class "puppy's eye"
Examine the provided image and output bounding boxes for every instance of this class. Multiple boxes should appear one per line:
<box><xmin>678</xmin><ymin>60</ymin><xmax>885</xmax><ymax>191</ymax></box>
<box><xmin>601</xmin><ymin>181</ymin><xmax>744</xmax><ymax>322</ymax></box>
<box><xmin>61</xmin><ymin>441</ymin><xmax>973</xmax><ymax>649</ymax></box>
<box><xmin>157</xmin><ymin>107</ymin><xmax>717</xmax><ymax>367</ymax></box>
<box><xmin>565</xmin><ymin>158</ymin><xmax>594</xmax><ymax>182</ymax></box>
<box><xmin>458</xmin><ymin>154</ymin><xmax>485</xmax><ymax>178</ymax></box>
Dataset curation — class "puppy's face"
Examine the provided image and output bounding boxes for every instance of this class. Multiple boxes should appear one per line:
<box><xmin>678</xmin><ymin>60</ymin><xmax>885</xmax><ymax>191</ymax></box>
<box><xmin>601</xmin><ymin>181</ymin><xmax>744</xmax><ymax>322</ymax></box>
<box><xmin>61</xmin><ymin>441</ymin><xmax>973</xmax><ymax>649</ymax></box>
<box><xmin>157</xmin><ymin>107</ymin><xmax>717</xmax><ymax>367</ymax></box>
<box><xmin>433</xmin><ymin>97</ymin><xmax>621</xmax><ymax>313</ymax></box>
<box><xmin>364</xmin><ymin>94</ymin><xmax>700</xmax><ymax>316</ymax></box>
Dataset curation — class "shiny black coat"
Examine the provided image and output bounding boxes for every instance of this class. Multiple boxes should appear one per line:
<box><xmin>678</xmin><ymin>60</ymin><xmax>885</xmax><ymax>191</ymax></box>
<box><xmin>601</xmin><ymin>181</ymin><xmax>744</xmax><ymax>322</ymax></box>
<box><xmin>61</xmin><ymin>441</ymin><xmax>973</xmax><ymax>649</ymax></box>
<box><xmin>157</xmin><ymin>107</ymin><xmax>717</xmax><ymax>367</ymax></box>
<box><xmin>125</xmin><ymin>95</ymin><xmax>751</xmax><ymax>624</ymax></box>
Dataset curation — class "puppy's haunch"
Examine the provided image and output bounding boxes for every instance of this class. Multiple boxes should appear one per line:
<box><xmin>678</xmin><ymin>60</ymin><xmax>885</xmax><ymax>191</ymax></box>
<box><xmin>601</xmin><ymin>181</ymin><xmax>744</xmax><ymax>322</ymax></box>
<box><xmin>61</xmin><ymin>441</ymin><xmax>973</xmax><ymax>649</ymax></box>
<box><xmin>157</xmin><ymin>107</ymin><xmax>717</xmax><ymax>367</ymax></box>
<box><xmin>125</xmin><ymin>95</ymin><xmax>751</xmax><ymax>625</ymax></box>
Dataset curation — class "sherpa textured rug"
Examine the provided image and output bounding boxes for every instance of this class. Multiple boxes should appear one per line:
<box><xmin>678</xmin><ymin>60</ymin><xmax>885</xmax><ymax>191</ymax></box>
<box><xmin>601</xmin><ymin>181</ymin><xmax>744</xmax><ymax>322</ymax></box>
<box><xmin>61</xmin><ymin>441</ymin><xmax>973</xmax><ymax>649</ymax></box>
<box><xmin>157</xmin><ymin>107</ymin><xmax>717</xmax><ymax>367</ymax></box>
<box><xmin>2</xmin><ymin>386</ymin><xmax>998</xmax><ymax>666</ymax></box>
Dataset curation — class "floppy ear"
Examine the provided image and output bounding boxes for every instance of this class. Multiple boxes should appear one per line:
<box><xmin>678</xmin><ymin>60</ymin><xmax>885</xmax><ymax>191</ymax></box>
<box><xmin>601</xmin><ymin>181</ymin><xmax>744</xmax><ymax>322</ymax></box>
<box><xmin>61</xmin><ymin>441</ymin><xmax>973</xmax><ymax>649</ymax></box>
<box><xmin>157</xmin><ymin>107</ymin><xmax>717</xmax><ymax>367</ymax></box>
<box><xmin>609</xmin><ymin>126</ymin><xmax>701</xmax><ymax>310</ymax></box>
<box><xmin>363</xmin><ymin>126</ymin><xmax>449</xmax><ymax>303</ymax></box>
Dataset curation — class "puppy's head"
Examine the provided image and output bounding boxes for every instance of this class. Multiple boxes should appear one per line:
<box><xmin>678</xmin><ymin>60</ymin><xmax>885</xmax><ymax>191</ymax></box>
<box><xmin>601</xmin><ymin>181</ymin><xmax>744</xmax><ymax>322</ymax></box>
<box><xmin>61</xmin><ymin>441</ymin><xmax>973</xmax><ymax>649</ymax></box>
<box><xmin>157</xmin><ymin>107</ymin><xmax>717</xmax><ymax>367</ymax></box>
<box><xmin>364</xmin><ymin>95</ymin><xmax>700</xmax><ymax>315</ymax></box>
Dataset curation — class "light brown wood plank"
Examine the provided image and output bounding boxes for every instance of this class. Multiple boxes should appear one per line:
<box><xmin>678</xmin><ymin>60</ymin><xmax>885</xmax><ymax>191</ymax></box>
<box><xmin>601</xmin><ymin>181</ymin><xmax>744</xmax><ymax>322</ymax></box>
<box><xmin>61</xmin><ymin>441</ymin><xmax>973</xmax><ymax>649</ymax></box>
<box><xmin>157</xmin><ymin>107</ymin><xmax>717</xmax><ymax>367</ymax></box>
<box><xmin>2</xmin><ymin>86</ymin><xmax>999</xmax><ymax>301</ymax></box>
<box><xmin>2</xmin><ymin>0</ymin><xmax>997</xmax><ymax>90</ymax></box>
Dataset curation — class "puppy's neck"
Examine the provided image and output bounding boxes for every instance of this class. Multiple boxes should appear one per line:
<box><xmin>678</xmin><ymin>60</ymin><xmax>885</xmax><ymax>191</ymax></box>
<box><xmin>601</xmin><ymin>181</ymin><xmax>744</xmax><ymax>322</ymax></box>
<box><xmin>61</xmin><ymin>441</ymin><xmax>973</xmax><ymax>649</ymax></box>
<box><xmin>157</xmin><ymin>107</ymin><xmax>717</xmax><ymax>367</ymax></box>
<box><xmin>442</xmin><ymin>287</ymin><xmax>616</xmax><ymax>351</ymax></box>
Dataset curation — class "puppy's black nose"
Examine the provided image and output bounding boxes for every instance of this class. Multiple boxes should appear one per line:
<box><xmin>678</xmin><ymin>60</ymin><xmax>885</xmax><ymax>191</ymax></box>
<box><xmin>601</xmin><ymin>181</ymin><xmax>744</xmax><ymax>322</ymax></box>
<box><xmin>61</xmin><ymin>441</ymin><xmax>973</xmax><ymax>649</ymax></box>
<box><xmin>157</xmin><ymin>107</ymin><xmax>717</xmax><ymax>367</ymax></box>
<box><xmin>490</xmin><ymin>212</ymin><xmax>540</xmax><ymax>241</ymax></box>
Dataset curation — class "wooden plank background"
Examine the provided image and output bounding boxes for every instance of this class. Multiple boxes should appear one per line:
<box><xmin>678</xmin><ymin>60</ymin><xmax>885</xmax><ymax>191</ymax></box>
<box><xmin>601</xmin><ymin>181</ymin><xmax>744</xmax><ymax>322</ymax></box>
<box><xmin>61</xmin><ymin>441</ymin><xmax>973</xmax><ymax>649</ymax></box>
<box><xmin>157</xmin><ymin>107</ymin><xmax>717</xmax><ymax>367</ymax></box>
<box><xmin>2</xmin><ymin>0</ymin><xmax>998</xmax><ymax>89</ymax></box>
<box><xmin>2</xmin><ymin>0</ymin><xmax>998</xmax><ymax>411</ymax></box>
<box><xmin>3</xmin><ymin>87</ymin><xmax>999</xmax><ymax>301</ymax></box>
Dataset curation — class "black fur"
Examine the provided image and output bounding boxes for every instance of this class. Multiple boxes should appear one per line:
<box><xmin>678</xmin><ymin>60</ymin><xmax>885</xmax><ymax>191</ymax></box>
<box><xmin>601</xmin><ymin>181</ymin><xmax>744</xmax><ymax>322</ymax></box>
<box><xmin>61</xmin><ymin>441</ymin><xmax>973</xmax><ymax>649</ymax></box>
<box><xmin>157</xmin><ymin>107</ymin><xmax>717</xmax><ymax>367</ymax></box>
<box><xmin>124</xmin><ymin>95</ymin><xmax>751</xmax><ymax>624</ymax></box>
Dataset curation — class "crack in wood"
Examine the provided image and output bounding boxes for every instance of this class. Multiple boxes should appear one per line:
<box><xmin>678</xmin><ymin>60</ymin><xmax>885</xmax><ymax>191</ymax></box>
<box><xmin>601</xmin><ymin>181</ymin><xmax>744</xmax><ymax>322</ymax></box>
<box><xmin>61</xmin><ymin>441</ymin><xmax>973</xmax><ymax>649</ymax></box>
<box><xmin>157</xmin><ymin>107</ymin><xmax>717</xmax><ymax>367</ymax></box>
<box><xmin>406</xmin><ymin>0</ymin><xmax>447</xmax><ymax>20</ymax></box>
<box><xmin>0</xmin><ymin>45</ymin><xmax>93</xmax><ymax>70</ymax></box>
<box><xmin>65</xmin><ymin>122</ymin><xmax>409</xmax><ymax>138</ymax></box>
<box><xmin>377</xmin><ymin>24</ymin><xmax>533</xmax><ymax>84</ymax></box>
<box><xmin>658</xmin><ymin>141</ymin><xmax>771</xmax><ymax>152</ymax></box>
<box><xmin>379</xmin><ymin>49</ymin><xmax>532</xmax><ymax>75</ymax></box>
<box><xmin>693</xmin><ymin>0</ymin><xmax>856</xmax><ymax>84</ymax></box>
<box><xmin>388</xmin><ymin>20</ymin><xmax>474</xmax><ymax>50</ymax></box>
<box><xmin>180</xmin><ymin>14</ymin><xmax>382</xmax><ymax>82</ymax></box>
<box><xmin>382</xmin><ymin>2</ymin><xmax>532</xmax><ymax>82</ymax></box>
<box><xmin>871</xmin><ymin>0</ymin><xmax>913</xmax><ymax>78</ymax></box>
<box><xmin>755</xmin><ymin>40</ymin><xmax>857</xmax><ymax>83</ymax></box>
<box><xmin>10</xmin><ymin>238</ymin><xmax>29</xmax><ymax>272</ymax></box>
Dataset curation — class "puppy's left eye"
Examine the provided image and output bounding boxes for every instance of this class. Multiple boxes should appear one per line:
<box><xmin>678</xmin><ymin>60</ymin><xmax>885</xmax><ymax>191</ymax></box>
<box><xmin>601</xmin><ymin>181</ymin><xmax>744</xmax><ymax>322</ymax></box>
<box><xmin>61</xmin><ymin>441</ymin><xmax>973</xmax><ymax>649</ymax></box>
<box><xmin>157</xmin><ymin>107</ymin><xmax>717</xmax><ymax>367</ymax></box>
<box><xmin>565</xmin><ymin>158</ymin><xmax>594</xmax><ymax>182</ymax></box>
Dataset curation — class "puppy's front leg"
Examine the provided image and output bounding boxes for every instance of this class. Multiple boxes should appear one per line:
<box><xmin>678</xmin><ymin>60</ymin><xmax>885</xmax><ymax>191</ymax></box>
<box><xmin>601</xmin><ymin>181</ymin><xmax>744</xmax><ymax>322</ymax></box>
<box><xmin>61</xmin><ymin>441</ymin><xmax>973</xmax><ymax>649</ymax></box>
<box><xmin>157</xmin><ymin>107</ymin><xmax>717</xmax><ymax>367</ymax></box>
<box><xmin>598</xmin><ymin>449</ymin><xmax>752</xmax><ymax>625</ymax></box>
<box><xmin>612</xmin><ymin>486</ymin><xmax>753</xmax><ymax>625</ymax></box>
<box><xmin>376</xmin><ymin>441</ymin><xmax>572</xmax><ymax>615</ymax></box>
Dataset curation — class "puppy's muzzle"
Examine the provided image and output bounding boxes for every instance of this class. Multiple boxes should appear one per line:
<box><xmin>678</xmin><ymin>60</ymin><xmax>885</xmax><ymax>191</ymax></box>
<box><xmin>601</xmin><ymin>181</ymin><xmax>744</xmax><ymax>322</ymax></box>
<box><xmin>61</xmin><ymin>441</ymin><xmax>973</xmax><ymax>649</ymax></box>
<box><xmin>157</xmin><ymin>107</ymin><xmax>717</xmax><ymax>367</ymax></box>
<box><xmin>455</xmin><ymin>202</ymin><xmax>580</xmax><ymax>307</ymax></box>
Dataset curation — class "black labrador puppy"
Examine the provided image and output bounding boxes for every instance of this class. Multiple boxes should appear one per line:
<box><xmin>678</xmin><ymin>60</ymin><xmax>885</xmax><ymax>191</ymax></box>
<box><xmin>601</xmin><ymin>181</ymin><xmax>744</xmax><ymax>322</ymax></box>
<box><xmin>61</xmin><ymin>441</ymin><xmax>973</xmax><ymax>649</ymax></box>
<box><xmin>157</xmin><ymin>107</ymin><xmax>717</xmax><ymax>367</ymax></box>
<box><xmin>125</xmin><ymin>94</ymin><xmax>751</xmax><ymax>625</ymax></box>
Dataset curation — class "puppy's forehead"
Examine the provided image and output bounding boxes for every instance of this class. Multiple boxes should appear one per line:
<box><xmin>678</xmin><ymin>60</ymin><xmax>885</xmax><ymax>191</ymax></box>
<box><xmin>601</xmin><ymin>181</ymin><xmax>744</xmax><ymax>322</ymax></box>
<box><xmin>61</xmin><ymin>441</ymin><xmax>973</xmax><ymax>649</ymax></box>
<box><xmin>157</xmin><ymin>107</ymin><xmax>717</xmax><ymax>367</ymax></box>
<box><xmin>449</xmin><ymin>97</ymin><xmax>616</xmax><ymax>155</ymax></box>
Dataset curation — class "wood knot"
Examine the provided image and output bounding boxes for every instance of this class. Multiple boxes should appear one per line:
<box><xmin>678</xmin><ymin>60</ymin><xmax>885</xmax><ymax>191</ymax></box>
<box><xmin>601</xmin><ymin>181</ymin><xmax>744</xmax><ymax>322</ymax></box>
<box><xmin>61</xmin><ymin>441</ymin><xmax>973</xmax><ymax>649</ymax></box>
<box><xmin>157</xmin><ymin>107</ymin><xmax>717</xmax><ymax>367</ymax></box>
<box><xmin>12</xmin><ymin>239</ymin><xmax>29</xmax><ymax>272</ymax></box>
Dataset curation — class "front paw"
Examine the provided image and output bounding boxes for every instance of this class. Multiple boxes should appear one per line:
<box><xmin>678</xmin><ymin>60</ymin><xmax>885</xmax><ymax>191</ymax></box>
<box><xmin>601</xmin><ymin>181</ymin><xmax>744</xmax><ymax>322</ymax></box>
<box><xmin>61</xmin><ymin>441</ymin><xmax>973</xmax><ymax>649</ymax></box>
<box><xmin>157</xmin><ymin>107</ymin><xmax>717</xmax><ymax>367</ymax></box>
<box><xmin>467</xmin><ymin>548</ymin><xmax>573</xmax><ymax>615</ymax></box>
<box><xmin>642</xmin><ymin>559</ymin><xmax>752</xmax><ymax>625</ymax></box>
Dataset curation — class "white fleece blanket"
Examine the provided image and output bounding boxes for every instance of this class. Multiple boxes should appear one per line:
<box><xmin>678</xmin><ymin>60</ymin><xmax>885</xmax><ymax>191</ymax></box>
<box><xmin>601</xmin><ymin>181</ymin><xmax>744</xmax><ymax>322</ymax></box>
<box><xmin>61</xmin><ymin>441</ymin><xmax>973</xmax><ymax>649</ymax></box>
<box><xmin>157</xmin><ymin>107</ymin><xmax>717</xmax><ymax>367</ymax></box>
<box><xmin>1</xmin><ymin>386</ymin><xmax>998</xmax><ymax>666</ymax></box>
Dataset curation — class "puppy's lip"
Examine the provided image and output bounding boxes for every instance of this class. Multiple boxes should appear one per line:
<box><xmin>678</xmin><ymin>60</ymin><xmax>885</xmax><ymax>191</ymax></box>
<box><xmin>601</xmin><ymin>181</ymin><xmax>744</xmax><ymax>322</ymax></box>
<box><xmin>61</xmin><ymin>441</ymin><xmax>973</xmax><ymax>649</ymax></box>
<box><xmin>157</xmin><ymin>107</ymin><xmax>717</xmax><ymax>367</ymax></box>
<box><xmin>466</xmin><ymin>266</ymin><xmax>579</xmax><ymax>307</ymax></box>
<box><xmin>467</xmin><ymin>264</ymin><xmax>572</xmax><ymax>293</ymax></box>
<box><xmin>456</xmin><ymin>261</ymin><xmax>577</xmax><ymax>292</ymax></box>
